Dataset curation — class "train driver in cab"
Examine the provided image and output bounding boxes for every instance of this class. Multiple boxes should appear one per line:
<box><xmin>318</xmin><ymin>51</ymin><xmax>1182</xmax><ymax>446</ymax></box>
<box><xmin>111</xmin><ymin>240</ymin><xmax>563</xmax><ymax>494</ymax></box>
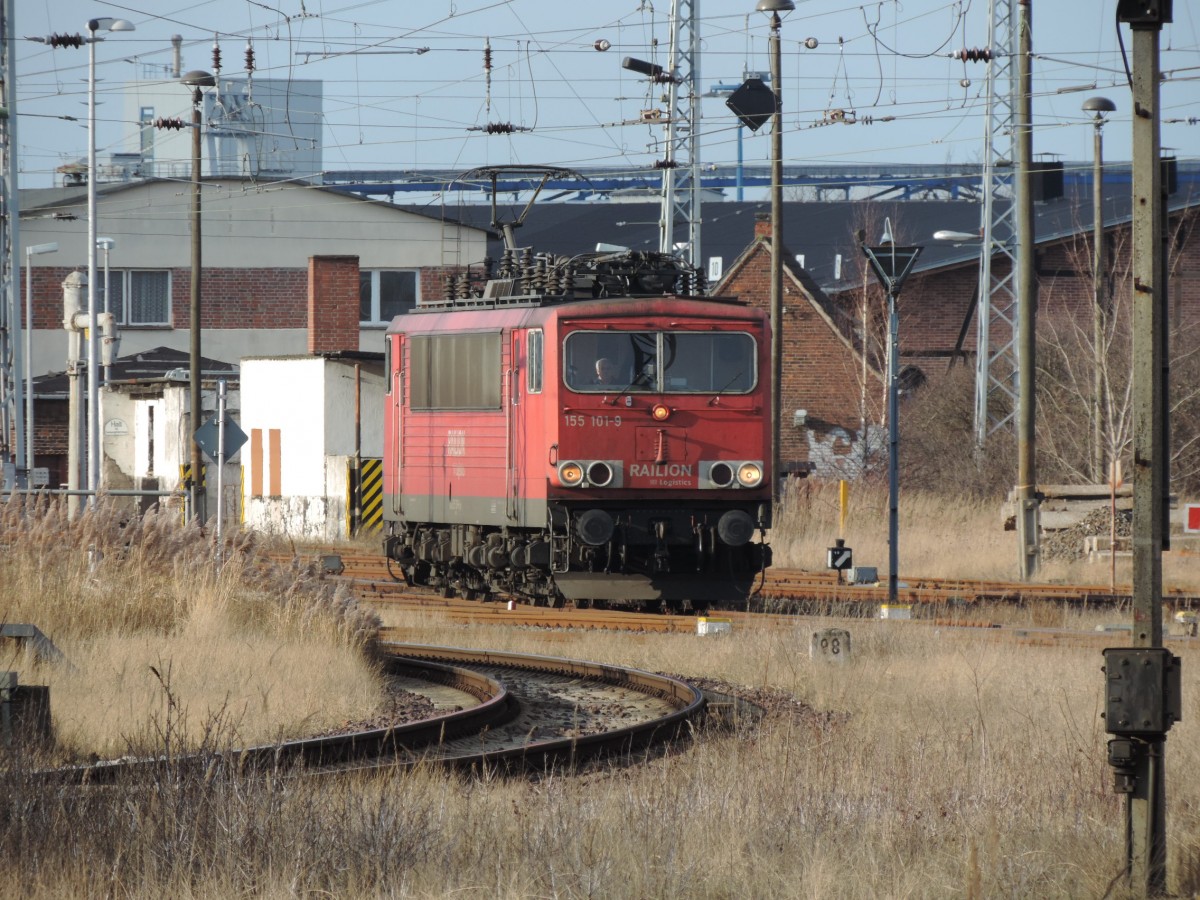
<box><xmin>594</xmin><ymin>357</ymin><xmax>620</xmax><ymax>385</ymax></box>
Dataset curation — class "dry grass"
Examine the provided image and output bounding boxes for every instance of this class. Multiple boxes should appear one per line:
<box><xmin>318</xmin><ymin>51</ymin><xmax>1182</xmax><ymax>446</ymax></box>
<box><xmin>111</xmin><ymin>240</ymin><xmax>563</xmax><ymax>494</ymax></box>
<box><xmin>0</xmin><ymin>499</ymin><xmax>384</xmax><ymax>762</ymax></box>
<box><xmin>4</xmin><ymin>493</ymin><xmax>1200</xmax><ymax>897</ymax></box>
<box><xmin>771</xmin><ymin>478</ymin><xmax>1200</xmax><ymax>593</ymax></box>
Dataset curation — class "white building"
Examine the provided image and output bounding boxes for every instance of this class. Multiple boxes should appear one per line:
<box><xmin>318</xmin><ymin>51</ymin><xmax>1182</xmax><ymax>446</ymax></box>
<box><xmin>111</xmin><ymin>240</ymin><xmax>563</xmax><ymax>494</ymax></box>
<box><xmin>240</xmin><ymin>353</ymin><xmax>384</xmax><ymax>540</ymax></box>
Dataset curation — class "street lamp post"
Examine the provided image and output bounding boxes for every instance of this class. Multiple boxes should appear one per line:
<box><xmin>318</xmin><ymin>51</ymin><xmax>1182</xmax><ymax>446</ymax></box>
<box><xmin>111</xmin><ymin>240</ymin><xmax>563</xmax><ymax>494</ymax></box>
<box><xmin>24</xmin><ymin>242</ymin><xmax>58</xmax><ymax>478</ymax></box>
<box><xmin>756</xmin><ymin>0</ymin><xmax>794</xmax><ymax>496</ymax></box>
<box><xmin>183</xmin><ymin>69</ymin><xmax>215</xmax><ymax>523</ymax></box>
<box><xmin>1083</xmin><ymin>96</ymin><xmax>1116</xmax><ymax>484</ymax></box>
<box><xmin>86</xmin><ymin>16</ymin><xmax>135</xmax><ymax>505</ymax></box>
<box><xmin>862</xmin><ymin>224</ymin><xmax>922</xmax><ymax>605</ymax></box>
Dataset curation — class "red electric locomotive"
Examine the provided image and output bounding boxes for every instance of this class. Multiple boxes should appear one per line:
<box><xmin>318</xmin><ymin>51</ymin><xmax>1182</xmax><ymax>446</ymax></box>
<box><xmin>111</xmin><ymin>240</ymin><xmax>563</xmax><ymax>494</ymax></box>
<box><xmin>382</xmin><ymin>249</ymin><xmax>771</xmax><ymax>611</ymax></box>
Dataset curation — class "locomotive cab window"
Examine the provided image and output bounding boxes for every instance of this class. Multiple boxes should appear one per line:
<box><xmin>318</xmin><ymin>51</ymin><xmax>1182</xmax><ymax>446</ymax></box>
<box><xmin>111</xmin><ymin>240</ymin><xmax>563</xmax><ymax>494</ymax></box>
<box><xmin>565</xmin><ymin>330</ymin><xmax>756</xmax><ymax>394</ymax></box>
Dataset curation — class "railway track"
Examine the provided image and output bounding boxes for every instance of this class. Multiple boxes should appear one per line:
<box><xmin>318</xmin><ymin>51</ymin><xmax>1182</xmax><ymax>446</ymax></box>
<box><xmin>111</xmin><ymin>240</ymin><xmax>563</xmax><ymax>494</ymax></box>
<box><xmin>286</xmin><ymin>548</ymin><xmax>1200</xmax><ymax>614</ymax></box>
<box><xmin>43</xmin><ymin>645</ymin><xmax>709</xmax><ymax>785</ymax></box>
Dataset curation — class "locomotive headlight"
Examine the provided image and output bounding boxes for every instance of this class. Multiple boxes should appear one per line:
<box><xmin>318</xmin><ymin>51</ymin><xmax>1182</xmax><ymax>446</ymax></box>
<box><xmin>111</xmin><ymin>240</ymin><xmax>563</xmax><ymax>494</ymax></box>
<box><xmin>736</xmin><ymin>462</ymin><xmax>764</xmax><ymax>488</ymax></box>
<box><xmin>708</xmin><ymin>462</ymin><xmax>735</xmax><ymax>488</ymax></box>
<box><xmin>558</xmin><ymin>461</ymin><xmax>585</xmax><ymax>487</ymax></box>
<box><xmin>651</xmin><ymin>403</ymin><xmax>672</xmax><ymax>422</ymax></box>
<box><xmin>586</xmin><ymin>461</ymin><xmax>615</xmax><ymax>487</ymax></box>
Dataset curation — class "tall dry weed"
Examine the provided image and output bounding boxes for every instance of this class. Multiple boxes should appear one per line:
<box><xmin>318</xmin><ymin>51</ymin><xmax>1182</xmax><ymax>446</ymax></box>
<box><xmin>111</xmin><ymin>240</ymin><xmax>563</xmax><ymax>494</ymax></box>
<box><xmin>0</xmin><ymin>499</ymin><xmax>384</xmax><ymax>760</ymax></box>
<box><xmin>771</xmin><ymin>479</ymin><xmax>1016</xmax><ymax>580</ymax></box>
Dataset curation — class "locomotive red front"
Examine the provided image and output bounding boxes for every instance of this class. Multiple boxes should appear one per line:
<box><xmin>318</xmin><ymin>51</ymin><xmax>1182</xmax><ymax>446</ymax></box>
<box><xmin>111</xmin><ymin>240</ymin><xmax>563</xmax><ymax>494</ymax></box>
<box><xmin>382</xmin><ymin>258</ymin><xmax>772</xmax><ymax>611</ymax></box>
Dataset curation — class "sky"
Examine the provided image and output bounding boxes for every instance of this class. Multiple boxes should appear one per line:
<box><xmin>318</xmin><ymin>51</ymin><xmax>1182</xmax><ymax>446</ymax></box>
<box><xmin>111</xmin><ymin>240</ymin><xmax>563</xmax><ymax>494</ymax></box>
<box><xmin>13</xmin><ymin>0</ymin><xmax>1200</xmax><ymax>193</ymax></box>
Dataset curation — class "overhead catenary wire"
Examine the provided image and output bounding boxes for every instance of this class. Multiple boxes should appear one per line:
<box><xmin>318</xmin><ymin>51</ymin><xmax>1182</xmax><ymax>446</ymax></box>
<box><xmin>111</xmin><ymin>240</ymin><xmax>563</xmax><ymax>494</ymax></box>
<box><xmin>14</xmin><ymin>0</ymin><xmax>1200</xmax><ymax>188</ymax></box>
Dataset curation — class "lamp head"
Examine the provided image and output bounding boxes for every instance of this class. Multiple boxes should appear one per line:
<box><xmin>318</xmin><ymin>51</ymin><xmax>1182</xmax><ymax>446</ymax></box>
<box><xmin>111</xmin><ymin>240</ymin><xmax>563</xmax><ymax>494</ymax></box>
<box><xmin>1082</xmin><ymin>96</ymin><xmax>1116</xmax><ymax>123</ymax></box>
<box><xmin>89</xmin><ymin>17</ymin><xmax>136</xmax><ymax>33</ymax></box>
<box><xmin>27</xmin><ymin>242</ymin><xmax>59</xmax><ymax>257</ymax></box>
<box><xmin>756</xmin><ymin>0</ymin><xmax>797</xmax><ymax>11</ymax></box>
<box><xmin>182</xmin><ymin>69</ymin><xmax>216</xmax><ymax>88</ymax></box>
<box><xmin>96</xmin><ymin>237</ymin><xmax>116</xmax><ymax>251</ymax></box>
<box><xmin>933</xmin><ymin>230</ymin><xmax>980</xmax><ymax>243</ymax></box>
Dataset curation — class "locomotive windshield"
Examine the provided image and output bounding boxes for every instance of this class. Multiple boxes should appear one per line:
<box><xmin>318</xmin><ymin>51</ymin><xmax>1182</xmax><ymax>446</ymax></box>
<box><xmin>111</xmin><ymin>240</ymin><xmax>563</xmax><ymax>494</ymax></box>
<box><xmin>565</xmin><ymin>330</ymin><xmax>756</xmax><ymax>394</ymax></box>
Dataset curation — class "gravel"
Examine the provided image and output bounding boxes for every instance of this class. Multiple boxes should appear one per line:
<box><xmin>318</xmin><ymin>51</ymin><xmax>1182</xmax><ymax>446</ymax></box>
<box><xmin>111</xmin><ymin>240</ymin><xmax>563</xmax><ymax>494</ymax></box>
<box><xmin>1039</xmin><ymin>506</ymin><xmax>1132</xmax><ymax>561</ymax></box>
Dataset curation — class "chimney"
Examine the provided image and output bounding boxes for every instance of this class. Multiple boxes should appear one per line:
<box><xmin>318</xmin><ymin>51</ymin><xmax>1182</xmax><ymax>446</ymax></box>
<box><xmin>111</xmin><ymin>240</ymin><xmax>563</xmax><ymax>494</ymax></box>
<box><xmin>754</xmin><ymin>210</ymin><xmax>771</xmax><ymax>239</ymax></box>
<box><xmin>171</xmin><ymin>35</ymin><xmax>183</xmax><ymax>78</ymax></box>
<box><xmin>308</xmin><ymin>256</ymin><xmax>360</xmax><ymax>354</ymax></box>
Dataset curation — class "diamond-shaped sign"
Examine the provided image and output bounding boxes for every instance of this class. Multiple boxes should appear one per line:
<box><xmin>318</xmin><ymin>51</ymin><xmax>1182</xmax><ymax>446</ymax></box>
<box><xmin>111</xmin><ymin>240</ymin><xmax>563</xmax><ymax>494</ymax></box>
<box><xmin>194</xmin><ymin>414</ymin><xmax>248</xmax><ymax>463</ymax></box>
<box><xmin>725</xmin><ymin>78</ymin><xmax>777</xmax><ymax>132</ymax></box>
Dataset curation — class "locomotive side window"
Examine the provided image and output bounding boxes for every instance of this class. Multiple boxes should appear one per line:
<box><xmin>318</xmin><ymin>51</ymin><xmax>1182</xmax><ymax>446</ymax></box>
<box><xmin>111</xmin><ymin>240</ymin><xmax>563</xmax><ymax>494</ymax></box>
<box><xmin>410</xmin><ymin>332</ymin><xmax>502</xmax><ymax>409</ymax></box>
<box><xmin>527</xmin><ymin>330</ymin><xmax>543</xmax><ymax>394</ymax></box>
<box><xmin>565</xmin><ymin>330</ymin><xmax>756</xmax><ymax>394</ymax></box>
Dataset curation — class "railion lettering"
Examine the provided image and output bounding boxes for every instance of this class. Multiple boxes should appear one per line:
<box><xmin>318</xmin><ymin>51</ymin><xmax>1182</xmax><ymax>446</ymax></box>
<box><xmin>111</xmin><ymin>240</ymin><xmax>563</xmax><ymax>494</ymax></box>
<box><xmin>629</xmin><ymin>463</ymin><xmax>694</xmax><ymax>478</ymax></box>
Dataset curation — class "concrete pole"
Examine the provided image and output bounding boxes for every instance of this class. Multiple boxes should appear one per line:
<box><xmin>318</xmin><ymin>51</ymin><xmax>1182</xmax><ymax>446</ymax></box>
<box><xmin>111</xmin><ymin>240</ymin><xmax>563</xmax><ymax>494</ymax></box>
<box><xmin>1128</xmin><ymin>20</ymin><xmax>1168</xmax><ymax>896</ymax></box>
<box><xmin>189</xmin><ymin>87</ymin><xmax>206</xmax><ymax>524</ymax></box>
<box><xmin>1014</xmin><ymin>0</ymin><xmax>1039</xmax><ymax>579</ymax></box>
<box><xmin>6</xmin><ymin>0</ymin><xmax>24</xmax><ymax>482</ymax></box>
<box><xmin>86</xmin><ymin>23</ymin><xmax>99</xmax><ymax>504</ymax></box>
<box><xmin>767</xmin><ymin>8</ymin><xmax>784</xmax><ymax>495</ymax></box>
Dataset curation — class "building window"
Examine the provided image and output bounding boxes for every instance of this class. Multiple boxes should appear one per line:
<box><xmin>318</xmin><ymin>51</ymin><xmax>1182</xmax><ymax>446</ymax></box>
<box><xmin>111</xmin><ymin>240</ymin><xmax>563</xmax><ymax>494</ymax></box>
<box><xmin>360</xmin><ymin>270</ymin><xmax>418</xmax><ymax>324</ymax></box>
<box><xmin>106</xmin><ymin>270</ymin><xmax>171</xmax><ymax>326</ymax></box>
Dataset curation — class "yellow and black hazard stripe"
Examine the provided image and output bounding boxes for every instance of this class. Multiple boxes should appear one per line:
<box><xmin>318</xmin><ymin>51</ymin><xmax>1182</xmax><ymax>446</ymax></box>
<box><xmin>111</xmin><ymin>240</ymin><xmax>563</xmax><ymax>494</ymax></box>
<box><xmin>179</xmin><ymin>463</ymin><xmax>207</xmax><ymax>489</ymax></box>
<box><xmin>348</xmin><ymin>458</ymin><xmax>383</xmax><ymax>536</ymax></box>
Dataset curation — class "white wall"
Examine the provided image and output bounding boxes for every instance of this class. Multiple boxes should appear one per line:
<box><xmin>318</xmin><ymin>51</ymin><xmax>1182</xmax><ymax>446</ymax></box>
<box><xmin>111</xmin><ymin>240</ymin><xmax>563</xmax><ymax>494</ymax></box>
<box><xmin>240</xmin><ymin>356</ymin><xmax>384</xmax><ymax>540</ymax></box>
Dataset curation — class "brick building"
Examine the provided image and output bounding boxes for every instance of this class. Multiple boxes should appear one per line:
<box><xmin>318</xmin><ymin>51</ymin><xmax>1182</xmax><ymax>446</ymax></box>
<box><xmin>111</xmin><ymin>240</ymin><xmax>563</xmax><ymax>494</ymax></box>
<box><xmin>17</xmin><ymin>178</ymin><xmax>488</xmax><ymax>484</ymax></box>
<box><xmin>18</xmin><ymin>178</ymin><xmax>489</xmax><ymax>380</ymax></box>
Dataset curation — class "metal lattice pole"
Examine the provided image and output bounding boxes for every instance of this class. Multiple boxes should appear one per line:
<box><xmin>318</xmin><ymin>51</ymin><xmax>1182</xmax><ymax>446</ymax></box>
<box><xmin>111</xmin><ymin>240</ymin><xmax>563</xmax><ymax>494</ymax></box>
<box><xmin>974</xmin><ymin>0</ymin><xmax>1019</xmax><ymax>443</ymax></box>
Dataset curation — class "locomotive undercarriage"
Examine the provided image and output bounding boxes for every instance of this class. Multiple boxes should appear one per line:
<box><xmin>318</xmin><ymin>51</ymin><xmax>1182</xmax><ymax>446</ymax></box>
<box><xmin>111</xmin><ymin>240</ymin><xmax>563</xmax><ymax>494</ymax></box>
<box><xmin>383</xmin><ymin>501</ymin><xmax>770</xmax><ymax>612</ymax></box>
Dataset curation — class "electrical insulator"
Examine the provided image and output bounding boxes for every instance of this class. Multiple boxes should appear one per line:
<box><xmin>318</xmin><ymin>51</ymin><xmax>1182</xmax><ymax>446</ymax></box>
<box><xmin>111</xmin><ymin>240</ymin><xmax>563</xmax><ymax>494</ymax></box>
<box><xmin>653</xmin><ymin>159</ymin><xmax>679</xmax><ymax>169</ymax></box>
<box><xmin>483</xmin><ymin>40</ymin><xmax>492</xmax><ymax>72</ymax></box>
<box><xmin>485</xmin><ymin>122</ymin><xmax>515</xmax><ymax>134</ymax></box>
<box><xmin>594</xmin><ymin>39</ymin><xmax>611</xmax><ymax>51</ymax></box>
<box><xmin>954</xmin><ymin>47</ymin><xmax>993</xmax><ymax>62</ymax></box>
<box><xmin>245</xmin><ymin>41</ymin><xmax>255</xmax><ymax>76</ymax></box>
<box><xmin>212</xmin><ymin>39</ymin><xmax>222</xmax><ymax>73</ymax></box>
<box><xmin>153</xmin><ymin>117</ymin><xmax>188</xmax><ymax>131</ymax></box>
<box><xmin>47</xmin><ymin>33</ymin><xmax>85</xmax><ymax>49</ymax></box>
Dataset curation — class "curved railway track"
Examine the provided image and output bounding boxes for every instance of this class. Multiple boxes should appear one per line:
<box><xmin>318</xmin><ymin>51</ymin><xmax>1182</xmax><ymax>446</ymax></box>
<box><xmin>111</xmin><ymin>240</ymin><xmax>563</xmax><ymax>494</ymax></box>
<box><xmin>43</xmin><ymin>646</ymin><xmax>708</xmax><ymax>785</ymax></box>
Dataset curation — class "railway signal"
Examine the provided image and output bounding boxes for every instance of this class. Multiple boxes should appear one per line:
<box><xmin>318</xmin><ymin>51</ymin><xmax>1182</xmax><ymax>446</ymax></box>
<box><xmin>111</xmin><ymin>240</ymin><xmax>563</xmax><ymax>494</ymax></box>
<box><xmin>826</xmin><ymin>539</ymin><xmax>852</xmax><ymax>572</ymax></box>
